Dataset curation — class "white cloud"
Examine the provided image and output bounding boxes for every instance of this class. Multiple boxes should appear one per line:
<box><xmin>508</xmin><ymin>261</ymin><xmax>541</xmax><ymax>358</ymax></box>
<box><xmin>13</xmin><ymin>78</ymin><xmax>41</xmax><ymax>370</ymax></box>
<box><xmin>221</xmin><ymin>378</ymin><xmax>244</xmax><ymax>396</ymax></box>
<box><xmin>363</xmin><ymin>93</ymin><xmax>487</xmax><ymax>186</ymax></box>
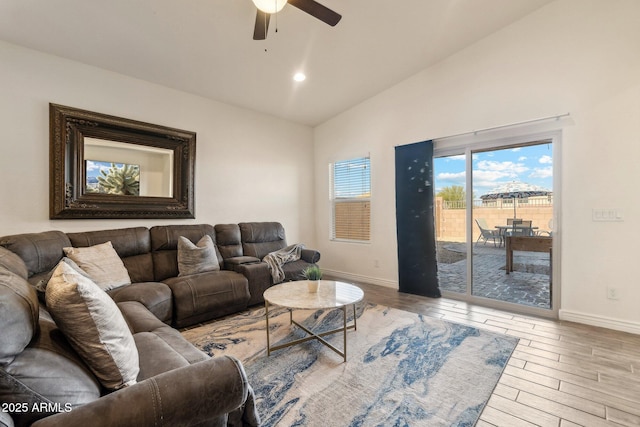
<box><xmin>473</xmin><ymin>169</ymin><xmax>512</xmax><ymax>182</ymax></box>
<box><xmin>85</xmin><ymin>161</ymin><xmax>112</xmax><ymax>174</ymax></box>
<box><xmin>518</xmin><ymin>156</ymin><xmax>527</xmax><ymax>161</ymax></box>
<box><xmin>86</xmin><ymin>160</ymin><xmax>100</xmax><ymax>171</ymax></box>
<box><xmin>539</xmin><ymin>155</ymin><xmax>552</xmax><ymax>164</ymax></box>
<box><xmin>436</xmin><ymin>171</ymin><xmax>466</xmax><ymax>183</ymax></box>
<box><xmin>476</xmin><ymin>160</ymin><xmax>528</xmax><ymax>175</ymax></box>
<box><xmin>529</xmin><ymin>167</ymin><xmax>553</xmax><ymax>179</ymax></box>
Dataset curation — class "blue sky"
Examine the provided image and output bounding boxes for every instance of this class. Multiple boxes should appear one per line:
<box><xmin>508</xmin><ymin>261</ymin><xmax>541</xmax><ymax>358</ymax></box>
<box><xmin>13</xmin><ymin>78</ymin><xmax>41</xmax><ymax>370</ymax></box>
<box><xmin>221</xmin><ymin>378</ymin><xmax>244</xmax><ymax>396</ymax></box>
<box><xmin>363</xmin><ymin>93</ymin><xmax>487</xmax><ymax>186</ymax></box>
<box><xmin>85</xmin><ymin>160</ymin><xmax>136</xmax><ymax>179</ymax></box>
<box><xmin>434</xmin><ymin>143</ymin><xmax>553</xmax><ymax>198</ymax></box>
<box><xmin>86</xmin><ymin>160</ymin><xmax>116</xmax><ymax>179</ymax></box>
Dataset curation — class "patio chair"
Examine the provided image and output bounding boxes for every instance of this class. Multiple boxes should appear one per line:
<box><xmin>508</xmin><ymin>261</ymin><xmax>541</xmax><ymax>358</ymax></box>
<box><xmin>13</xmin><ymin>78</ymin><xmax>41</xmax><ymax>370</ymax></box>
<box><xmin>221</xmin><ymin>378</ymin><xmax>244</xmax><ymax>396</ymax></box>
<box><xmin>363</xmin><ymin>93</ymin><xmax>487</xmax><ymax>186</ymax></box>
<box><xmin>537</xmin><ymin>219</ymin><xmax>553</xmax><ymax>236</ymax></box>
<box><xmin>507</xmin><ymin>219</ymin><xmax>533</xmax><ymax>237</ymax></box>
<box><xmin>475</xmin><ymin>218</ymin><xmax>501</xmax><ymax>247</ymax></box>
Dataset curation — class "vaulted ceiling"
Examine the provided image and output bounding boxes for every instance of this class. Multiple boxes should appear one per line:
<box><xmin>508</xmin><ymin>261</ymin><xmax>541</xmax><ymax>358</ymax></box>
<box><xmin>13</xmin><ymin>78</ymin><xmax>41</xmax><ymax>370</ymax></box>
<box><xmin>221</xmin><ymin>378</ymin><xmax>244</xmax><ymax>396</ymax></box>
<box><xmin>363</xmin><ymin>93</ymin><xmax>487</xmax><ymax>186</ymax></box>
<box><xmin>0</xmin><ymin>0</ymin><xmax>553</xmax><ymax>126</ymax></box>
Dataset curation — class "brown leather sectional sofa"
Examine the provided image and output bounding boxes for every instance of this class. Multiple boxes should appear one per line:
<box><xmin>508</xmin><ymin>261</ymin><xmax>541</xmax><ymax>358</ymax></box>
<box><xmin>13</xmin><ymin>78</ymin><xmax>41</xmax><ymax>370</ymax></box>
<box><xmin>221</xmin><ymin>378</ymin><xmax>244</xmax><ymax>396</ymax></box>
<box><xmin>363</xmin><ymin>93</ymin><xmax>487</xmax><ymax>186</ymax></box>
<box><xmin>0</xmin><ymin>221</ymin><xmax>319</xmax><ymax>427</ymax></box>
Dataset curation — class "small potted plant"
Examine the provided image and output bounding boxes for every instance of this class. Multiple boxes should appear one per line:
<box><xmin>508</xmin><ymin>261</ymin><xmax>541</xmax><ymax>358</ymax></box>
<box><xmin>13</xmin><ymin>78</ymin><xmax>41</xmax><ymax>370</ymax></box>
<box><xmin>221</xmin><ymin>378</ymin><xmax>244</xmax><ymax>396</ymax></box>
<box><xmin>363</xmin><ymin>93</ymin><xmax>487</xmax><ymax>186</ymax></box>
<box><xmin>302</xmin><ymin>265</ymin><xmax>323</xmax><ymax>292</ymax></box>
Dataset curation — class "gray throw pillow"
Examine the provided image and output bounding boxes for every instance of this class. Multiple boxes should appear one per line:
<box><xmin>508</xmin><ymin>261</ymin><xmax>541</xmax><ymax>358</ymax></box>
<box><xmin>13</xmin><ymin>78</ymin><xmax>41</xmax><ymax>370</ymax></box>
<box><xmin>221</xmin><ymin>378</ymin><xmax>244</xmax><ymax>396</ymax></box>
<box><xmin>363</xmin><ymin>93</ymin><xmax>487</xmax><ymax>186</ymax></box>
<box><xmin>177</xmin><ymin>235</ymin><xmax>220</xmax><ymax>276</ymax></box>
<box><xmin>45</xmin><ymin>260</ymin><xmax>139</xmax><ymax>390</ymax></box>
<box><xmin>63</xmin><ymin>241</ymin><xmax>131</xmax><ymax>291</ymax></box>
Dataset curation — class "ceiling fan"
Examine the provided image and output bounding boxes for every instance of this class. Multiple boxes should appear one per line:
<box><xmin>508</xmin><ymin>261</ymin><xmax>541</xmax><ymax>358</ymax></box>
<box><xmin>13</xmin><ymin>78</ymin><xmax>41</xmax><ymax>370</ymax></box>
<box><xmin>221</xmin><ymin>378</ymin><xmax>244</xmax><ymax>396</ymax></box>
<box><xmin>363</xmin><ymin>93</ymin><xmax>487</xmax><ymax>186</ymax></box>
<box><xmin>251</xmin><ymin>0</ymin><xmax>342</xmax><ymax>40</ymax></box>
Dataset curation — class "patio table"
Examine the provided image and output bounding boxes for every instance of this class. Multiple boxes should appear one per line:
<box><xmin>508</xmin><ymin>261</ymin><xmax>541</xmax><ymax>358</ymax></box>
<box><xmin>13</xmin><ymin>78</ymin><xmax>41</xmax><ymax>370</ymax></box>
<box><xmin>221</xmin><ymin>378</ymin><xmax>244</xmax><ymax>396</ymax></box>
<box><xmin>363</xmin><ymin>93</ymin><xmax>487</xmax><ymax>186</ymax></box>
<box><xmin>495</xmin><ymin>225</ymin><xmax>538</xmax><ymax>246</ymax></box>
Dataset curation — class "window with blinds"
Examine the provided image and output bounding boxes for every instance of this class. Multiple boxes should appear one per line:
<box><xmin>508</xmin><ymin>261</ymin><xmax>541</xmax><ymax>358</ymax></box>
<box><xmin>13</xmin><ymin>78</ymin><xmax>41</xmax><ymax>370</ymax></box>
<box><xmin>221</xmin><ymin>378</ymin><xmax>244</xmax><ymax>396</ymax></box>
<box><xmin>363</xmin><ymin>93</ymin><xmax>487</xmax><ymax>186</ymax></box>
<box><xmin>330</xmin><ymin>156</ymin><xmax>371</xmax><ymax>242</ymax></box>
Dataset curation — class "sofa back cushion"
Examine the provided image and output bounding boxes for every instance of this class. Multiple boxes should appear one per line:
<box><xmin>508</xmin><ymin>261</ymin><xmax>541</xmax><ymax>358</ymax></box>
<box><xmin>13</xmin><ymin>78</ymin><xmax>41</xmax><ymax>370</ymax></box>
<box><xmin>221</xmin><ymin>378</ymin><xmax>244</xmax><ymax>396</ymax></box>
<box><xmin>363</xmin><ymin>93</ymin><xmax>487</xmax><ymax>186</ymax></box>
<box><xmin>0</xmin><ymin>246</ymin><xmax>28</xmax><ymax>281</ymax></box>
<box><xmin>0</xmin><ymin>231</ymin><xmax>70</xmax><ymax>278</ymax></box>
<box><xmin>0</xmin><ymin>250</ymin><xmax>39</xmax><ymax>363</ymax></box>
<box><xmin>239</xmin><ymin>222</ymin><xmax>287</xmax><ymax>260</ymax></box>
<box><xmin>150</xmin><ymin>224</ymin><xmax>222</xmax><ymax>281</ymax></box>
<box><xmin>67</xmin><ymin>227</ymin><xmax>153</xmax><ymax>283</ymax></box>
<box><xmin>214</xmin><ymin>224</ymin><xmax>243</xmax><ymax>259</ymax></box>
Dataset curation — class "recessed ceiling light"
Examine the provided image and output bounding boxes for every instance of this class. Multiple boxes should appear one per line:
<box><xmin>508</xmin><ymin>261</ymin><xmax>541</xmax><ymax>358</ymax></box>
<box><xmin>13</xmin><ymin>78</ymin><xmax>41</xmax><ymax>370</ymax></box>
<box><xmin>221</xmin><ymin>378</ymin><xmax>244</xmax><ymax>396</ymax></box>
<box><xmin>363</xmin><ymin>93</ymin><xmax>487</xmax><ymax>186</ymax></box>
<box><xmin>293</xmin><ymin>72</ymin><xmax>306</xmax><ymax>82</ymax></box>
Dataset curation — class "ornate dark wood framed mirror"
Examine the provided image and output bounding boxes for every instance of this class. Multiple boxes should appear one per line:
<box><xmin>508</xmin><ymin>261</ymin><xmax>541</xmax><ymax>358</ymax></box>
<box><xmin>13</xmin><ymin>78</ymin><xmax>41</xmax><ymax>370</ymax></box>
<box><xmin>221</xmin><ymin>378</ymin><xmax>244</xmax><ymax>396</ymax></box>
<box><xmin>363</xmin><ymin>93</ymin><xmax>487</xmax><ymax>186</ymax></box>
<box><xmin>49</xmin><ymin>103</ymin><xmax>196</xmax><ymax>219</ymax></box>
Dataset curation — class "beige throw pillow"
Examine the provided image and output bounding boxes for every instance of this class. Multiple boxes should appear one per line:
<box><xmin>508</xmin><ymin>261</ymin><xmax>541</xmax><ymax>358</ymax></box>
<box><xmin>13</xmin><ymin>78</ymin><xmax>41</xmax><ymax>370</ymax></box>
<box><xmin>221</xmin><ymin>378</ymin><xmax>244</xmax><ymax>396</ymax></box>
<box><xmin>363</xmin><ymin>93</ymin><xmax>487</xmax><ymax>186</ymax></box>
<box><xmin>177</xmin><ymin>235</ymin><xmax>220</xmax><ymax>276</ymax></box>
<box><xmin>45</xmin><ymin>260</ymin><xmax>139</xmax><ymax>390</ymax></box>
<box><xmin>63</xmin><ymin>241</ymin><xmax>131</xmax><ymax>291</ymax></box>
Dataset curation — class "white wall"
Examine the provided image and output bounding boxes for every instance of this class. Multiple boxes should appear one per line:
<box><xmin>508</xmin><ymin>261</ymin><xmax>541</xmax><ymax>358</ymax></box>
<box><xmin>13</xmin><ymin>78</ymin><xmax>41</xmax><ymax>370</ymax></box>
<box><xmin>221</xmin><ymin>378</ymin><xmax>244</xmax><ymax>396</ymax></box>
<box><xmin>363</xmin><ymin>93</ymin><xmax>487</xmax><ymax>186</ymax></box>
<box><xmin>0</xmin><ymin>40</ymin><xmax>315</xmax><ymax>245</ymax></box>
<box><xmin>314</xmin><ymin>0</ymin><xmax>640</xmax><ymax>332</ymax></box>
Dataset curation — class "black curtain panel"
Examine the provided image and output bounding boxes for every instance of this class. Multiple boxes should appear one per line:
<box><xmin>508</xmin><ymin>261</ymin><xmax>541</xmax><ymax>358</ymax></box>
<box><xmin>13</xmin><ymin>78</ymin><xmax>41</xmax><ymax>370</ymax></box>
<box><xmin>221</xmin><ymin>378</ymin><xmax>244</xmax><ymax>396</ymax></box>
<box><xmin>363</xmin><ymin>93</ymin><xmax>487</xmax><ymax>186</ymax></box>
<box><xmin>395</xmin><ymin>140</ymin><xmax>441</xmax><ymax>298</ymax></box>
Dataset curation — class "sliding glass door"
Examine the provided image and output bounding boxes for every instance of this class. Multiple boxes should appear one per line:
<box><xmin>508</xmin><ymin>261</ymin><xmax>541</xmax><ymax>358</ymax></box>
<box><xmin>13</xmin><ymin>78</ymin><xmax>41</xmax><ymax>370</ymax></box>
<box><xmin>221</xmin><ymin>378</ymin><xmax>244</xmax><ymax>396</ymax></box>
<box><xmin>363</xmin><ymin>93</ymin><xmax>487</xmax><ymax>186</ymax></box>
<box><xmin>434</xmin><ymin>154</ymin><xmax>467</xmax><ymax>295</ymax></box>
<box><xmin>434</xmin><ymin>139</ymin><xmax>557</xmax><ymax>315</ymax></box>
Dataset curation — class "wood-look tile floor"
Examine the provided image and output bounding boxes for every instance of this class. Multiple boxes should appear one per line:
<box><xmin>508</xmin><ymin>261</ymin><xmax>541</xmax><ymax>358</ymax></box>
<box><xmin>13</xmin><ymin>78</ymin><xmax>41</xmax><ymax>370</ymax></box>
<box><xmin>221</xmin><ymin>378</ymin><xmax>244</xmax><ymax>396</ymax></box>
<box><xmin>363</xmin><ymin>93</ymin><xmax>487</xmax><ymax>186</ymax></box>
<box><xmin>355</xmin><ymin>282</ymin><xmax>640</xmax><ymax>427</ymax></box>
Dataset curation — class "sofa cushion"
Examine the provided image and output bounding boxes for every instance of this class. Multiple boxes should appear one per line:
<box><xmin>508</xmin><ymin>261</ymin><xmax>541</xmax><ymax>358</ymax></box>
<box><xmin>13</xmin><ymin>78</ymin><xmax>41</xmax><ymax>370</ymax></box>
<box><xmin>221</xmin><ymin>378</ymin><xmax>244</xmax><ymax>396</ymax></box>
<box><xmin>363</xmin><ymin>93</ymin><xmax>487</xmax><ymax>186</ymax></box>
<box><xmin>164</xmin><ymin>270</ymin><xmax>250</xmax><ymax>328</ymax></box>
<box><xmin>117</xmin><ymin>301</ymin><xmax>208</xmax><ymax>379</ymax></box>
<box><xmin>108</xmin><ymin>282</ymin><xmax>173</xmax><ymax>324</ymax></box>
<box><xmin>0</xmin><ymin>246</ymin><xmax>28</xmax><ymax>280</ymax></box>
<box><xmin>0</xmin><ymin>266</ymin><xmax>38</xmax><ymax>364</ymax></box>
<box><xmin>0</xmin><ymin>231</ymin><xmax>70</xmax><ymax>277</ymax></box>
<box><xmin>121</xmin><ymin>253</ymin><xmax>155</xmax><ymax>283</ymax></box>
<box><xmin>239</xmin><ymin>222</ymin><xmax>287</xmax><ymax>259</ymax></box>
<box><xmin>0</xmin><ymin>313</ymin><xmax>101</xmax><ymax>426</ymax></box>
<box><xmin>214</xmin><ymin>223</ymin><xmax>243</xmax><ymax>259</ymax></box>
<box><xmin>45</xmin><ymin>261</ymin><xmax>139</xmax><ymax>390</ymax></box>
<box><xmin>63</xmin><ymin>241</ymin><xmax>131</xmax><ymax>291</ymax></box>
<box><xmin>177</xmin><ymin>235</ymin><xmax>220</xmax><ymax>276</ymax></box>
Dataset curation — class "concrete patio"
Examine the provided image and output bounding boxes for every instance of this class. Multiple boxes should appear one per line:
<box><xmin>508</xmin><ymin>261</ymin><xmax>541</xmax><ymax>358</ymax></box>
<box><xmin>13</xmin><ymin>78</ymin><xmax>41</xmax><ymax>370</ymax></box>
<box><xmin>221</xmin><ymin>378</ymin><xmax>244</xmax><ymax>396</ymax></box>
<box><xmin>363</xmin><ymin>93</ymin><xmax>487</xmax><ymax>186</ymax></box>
<box><xmin>437</xmin><ymin>241</ymin><xmax>551</xmax><ymax>309</ymax></box>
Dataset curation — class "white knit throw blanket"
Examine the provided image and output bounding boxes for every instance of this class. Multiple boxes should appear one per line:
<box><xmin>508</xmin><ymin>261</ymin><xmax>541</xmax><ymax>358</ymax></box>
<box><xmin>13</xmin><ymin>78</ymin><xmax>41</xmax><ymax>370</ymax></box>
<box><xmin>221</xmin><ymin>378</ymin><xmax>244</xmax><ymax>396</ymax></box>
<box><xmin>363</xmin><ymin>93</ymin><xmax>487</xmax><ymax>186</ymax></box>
<box><xmin>263</xmin><ymin>244</ymin><xmax>304</xmax><ymax>284</ymax></box>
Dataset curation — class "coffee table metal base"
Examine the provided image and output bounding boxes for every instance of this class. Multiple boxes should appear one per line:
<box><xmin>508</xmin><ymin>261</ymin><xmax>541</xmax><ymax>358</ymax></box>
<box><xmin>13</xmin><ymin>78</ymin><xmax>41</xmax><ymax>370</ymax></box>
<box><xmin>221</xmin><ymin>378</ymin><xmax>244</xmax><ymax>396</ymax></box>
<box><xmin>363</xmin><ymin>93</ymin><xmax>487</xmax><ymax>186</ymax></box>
<box><xmin>265</xmin><ymin>301</ymin><xmax>358</xmax><ymax>362</ymax></box>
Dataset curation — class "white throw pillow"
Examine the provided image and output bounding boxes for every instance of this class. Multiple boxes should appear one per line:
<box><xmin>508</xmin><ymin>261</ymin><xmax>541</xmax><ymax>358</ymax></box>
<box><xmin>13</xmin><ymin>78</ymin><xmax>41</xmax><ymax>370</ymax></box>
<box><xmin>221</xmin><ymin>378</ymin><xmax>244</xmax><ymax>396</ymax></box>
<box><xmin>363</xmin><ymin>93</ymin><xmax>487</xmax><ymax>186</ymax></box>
<box><xmin>46</xmin><ymin>260</ymin><xmax>139</xmax><ymax>390</ymax></box>
<box><xmin>63</xmin><ymin>241</ymin><xmax>131</xmax><ymax>291</ymax></box>
<box><xmin>177</xmin><ymin>235</ymin><xmax>220</xmax><ymax>276</ymax></box>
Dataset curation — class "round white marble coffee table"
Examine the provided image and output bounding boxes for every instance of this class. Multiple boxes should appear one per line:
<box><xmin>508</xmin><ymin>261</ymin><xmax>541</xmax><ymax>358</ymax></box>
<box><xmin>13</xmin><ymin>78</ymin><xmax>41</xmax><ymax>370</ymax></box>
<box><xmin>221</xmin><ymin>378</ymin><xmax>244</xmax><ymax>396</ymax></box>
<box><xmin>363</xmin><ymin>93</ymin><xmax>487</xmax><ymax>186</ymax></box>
<box><xmin>263</xmin><ymin>280</ymin><xmax>364</xmax><ymax>362</ymax></box>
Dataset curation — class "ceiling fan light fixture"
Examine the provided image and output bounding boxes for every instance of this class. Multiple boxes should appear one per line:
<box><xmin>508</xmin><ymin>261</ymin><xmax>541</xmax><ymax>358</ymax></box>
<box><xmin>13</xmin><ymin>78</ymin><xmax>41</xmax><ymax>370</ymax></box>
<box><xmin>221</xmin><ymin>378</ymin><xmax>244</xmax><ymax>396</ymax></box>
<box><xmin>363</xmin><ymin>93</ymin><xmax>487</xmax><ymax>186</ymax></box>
<box><xmin>252</xmin><ymin>0</ymin><xmax>287</xmax><ymax>14</ymax></box>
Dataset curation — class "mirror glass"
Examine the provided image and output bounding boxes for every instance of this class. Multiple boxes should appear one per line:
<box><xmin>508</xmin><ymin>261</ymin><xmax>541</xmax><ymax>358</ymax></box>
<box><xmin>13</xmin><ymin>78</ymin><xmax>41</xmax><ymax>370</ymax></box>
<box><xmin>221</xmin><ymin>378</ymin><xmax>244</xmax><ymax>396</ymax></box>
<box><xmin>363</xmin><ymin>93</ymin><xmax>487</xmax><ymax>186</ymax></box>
<box><xmin>84</xmin><ymin>138</ymin><xmax>174</xmax><ymax>197</ymax></box>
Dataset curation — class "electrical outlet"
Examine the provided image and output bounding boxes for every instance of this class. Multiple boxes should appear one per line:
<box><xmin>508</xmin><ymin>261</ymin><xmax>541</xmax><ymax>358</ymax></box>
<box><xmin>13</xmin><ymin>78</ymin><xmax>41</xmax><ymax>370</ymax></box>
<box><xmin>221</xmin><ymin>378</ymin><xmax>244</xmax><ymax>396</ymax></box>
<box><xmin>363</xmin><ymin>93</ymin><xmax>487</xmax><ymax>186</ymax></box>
<box><xmin>607</xmin><ymin>286</ymin><xmax>619</xmax><ymax>300</ymax></box>
<box><xmin>374</xmin><ymin>259</ymin><xmax>380</xmax><ymax>268</ymax></box>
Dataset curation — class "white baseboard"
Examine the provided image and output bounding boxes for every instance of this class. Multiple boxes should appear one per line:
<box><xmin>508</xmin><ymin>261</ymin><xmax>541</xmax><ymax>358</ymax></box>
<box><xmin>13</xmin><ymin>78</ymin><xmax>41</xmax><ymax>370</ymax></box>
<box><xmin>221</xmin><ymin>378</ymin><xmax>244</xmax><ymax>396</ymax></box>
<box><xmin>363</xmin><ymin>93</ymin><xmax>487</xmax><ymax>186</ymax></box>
<box><xmin>559</xmin><ymin>309</ymin><xmax>640</xmax><ymax>335</ymax></box>
<box><xmin>322</xmin><ymin>269</ymin><xmax>398</xmax><ymax>289</ymax></box>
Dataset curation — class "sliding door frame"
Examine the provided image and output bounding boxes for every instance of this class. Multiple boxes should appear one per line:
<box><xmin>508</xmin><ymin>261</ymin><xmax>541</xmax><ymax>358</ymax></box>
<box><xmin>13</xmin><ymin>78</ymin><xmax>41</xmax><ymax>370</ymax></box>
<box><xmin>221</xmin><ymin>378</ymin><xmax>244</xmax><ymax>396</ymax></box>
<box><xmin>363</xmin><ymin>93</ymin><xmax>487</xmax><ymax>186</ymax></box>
<box><xmin>434</xmin><ymin>127</ymin><xmax>562</xmax><ymax>319</ymax></box>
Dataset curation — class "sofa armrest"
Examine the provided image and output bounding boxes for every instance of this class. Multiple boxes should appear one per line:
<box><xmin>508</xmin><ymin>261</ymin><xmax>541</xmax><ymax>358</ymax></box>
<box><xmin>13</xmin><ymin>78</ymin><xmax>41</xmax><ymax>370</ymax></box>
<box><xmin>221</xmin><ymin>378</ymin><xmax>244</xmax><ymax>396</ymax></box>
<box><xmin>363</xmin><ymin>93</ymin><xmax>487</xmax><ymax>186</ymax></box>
<box><xmin>301</xmin><ymin>249</ymin><xmax>320</xmax><ymax>264</ymax></box>
<box><xmin>223</xmin><ymin>256</ymin><xmax>261</xmax><ymax>271</ymax></box>
<box><xmin>235</xmin><ymin>262</ymin><xmax>272</xmax><ymax>306</ymax></box>
<box><xmin>32</xmin><ymin>356</ymin><xmax>259</xmax><ymax>427</ymax></box>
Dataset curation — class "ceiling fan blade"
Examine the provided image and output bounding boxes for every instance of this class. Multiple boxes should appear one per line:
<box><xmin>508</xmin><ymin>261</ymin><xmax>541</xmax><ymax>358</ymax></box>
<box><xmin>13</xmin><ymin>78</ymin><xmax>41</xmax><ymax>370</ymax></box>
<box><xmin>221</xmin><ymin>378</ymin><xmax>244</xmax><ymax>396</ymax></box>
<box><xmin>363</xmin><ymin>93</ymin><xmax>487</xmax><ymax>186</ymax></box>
<box><xmin>253</xmin><ymin>10</ymin><xmax>270</xmax><ymax>40</ymax></box>
<box><xmin>288</xmin><ymin>0</ymin><xmax>342</xmax><ymax>26</ymax></box>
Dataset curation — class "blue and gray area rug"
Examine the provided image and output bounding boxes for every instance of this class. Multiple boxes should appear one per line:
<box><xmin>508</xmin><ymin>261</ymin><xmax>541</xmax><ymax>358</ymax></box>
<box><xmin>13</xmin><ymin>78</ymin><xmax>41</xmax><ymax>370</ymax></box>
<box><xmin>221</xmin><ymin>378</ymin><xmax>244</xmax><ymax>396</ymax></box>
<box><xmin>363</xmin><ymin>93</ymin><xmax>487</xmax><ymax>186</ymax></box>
<box><xmin>182</xmin><ymin>303</ymin><xmax>518</xmax><ymax>426</ymax></box>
